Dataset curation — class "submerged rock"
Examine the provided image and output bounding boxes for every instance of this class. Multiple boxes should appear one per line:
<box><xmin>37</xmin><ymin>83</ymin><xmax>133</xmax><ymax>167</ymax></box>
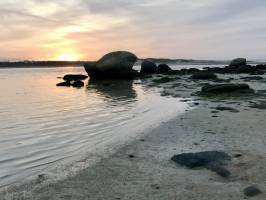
<box><xmin>63</xmin><ymin>74</ymin><xmax>88</xmax><ymax>81</ymax></box>
<box><xmin>157</xmin><ymin>64</ymin><xmax>172</xmax><ymax>74</ymax></box>
<box><xmin>214</xmin><ymin>106</ymin><xmax>239</xmax><ymax>113</ymax></box>
<box><xmin>56</xmin><ymin>81</ymin><xmax>71</xmax><ymax>87</ymax></box>
<box><xmin>171</xmin><ymin>151</ymin><xmax>231</xmax><ymax>177</ymax></box>
<box><xmin>190</xmin><ymin>72</ymin><xmax>217</xmax><ymax>80</ymax></box>
<box><xmin>243</xmin><ymin>186</ymin><xmax>262</xmax><ymax>197</ymax></box>
<box><xmin>201</xmin><ymin>84</ymin><xmax>254</xmax><ymax>94</ymax></box>
<box><xmin>152</xmin><ymin>76</ymin><xmax>175</xmax><ymax>84</ymax></box>
<box><xmin>84</xmin><ymin>51</ymin><xmax>138</xmax><ymax>79</ymax></box>
<box><xmin>71</xmin><ymin>80</ymin><xmax>84</xmax><ymax>88</ymax></box>
<box><xmin>240</xmin><ymin>76</ymin><xmax>263</xmax><ymax>81</ymax></box>
<box><xmin>140</xmin><ymin>60</ymin><xmax>157</xmax><ymax>75</ymax></box>
<box><xmin>249</xmin><ymin>101</ymin><xmax>266</xmax><ymax>109</ymax></box>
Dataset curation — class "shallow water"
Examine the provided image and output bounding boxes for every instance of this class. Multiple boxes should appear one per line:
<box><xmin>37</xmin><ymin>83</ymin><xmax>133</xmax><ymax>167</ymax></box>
<box><xmin>0</xmin><ymin>66</ymin><xmax>189</xmax><ymax>187</ymax></box>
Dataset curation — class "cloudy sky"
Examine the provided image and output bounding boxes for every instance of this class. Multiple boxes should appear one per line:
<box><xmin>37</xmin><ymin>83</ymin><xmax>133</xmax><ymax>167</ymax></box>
<box><xmin>0</xmin><ymin>0</ymin><xmax>265</xmax><ymax>61</ymax></box>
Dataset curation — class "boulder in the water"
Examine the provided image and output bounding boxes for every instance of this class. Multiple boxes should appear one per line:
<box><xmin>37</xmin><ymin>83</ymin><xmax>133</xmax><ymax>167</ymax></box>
<box><xmin>229</xmin><ymin>58</ymin><xmax>247</xmax><ymax>68</ymax></box>
<box><xmin>157</xmin><ymin>64</ymin><xmax>171</xmax><ymax>74</ymax></box>
<box><xmin>84</xmin><ymin>51</ymin><xmax>138</xmax><ymax>79</ymax></box>
<box><xmin>71</xmin><ymin>80</ymin><xmax>84</xmax><ymax>88</ymax></box>
<box><xmin>140</xmin><ymin>60</ymin><xmax>157</xmax><ymax>75</ymax></box>
<box><xmin>171</xmin><ymin>151</ymin><xmax>231</xmax><ymax>177</ymax></box>
<box><xmin>56</xmin><ymin>81</ymin><xmax>71</xmax><ymax>87</ymax></box>
<box><xmin>63</xmin><ymin>74</ymin><xmax>88</xmax><ymax>81</ymax></box>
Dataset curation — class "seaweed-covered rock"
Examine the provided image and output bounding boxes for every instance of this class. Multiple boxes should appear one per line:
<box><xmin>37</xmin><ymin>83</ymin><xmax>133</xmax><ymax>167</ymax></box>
<box><xmin>140</xmin><ymin>60</ymin><xmax>157</xmax><ymax>74</ymax></box>
<box><xmin>171</xmin><ymin>151</ymin><xmax>231</xmax><ymax>177</ymax></box>
<box><xmin>190</xmin><ymin>72</ymin><xmax>217</xmax><ymax>80</ymax></box>
<box><xmin>56</xmin><ymin>81</ymin><xmax>71</xmax><ymax>87</ymax></box>
<box><xmin>157</xmin><ymin>64</ymin><xmax>172</xmax><ymax>74</ymax></box>
<box><xmin>164</xmin><ymin>70</ymin><xmax>181</xmax><ymax>75</ymax></box>
<box><xmin>152</xmin><ymin>76</ymin><xmax>175</xmax><ymax>84</ymax></box>
<box><xmin>63</xmin><ymin>74</ymin><xmax>88</xmax><ymax>81</ymax></box>
<box><xmin>201</xmin><ymin>84</ymin><xmax>253</xmax><ymax>94</ymax></box>
<box><xmin>84</xmin><ymin>51</ymin><xmax>138</xmax><ymax>79</ymax></box>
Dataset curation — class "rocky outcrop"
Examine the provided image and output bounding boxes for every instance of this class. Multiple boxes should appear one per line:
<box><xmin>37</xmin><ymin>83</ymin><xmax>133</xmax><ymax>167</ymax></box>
<box><xmin>84</xmin><ymin>51</ymin><xmax>138</xmax><ymax>79</ymax></box>
<box><xmin>157</xmin><ymin>64</ymin><xmax>171</xmax><ymax>74</ymax></box>
<box><xmin>140</xmin><ymin>60</ymin><xmax>157</xmax><ymax>75</ymax></box>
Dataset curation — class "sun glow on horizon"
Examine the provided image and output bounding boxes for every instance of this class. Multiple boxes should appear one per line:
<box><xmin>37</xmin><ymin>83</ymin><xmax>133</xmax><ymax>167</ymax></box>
<box><xmin>56</xmin><ymin>54</ymin><xmax>80</xmax><ymax>61</ymax></box>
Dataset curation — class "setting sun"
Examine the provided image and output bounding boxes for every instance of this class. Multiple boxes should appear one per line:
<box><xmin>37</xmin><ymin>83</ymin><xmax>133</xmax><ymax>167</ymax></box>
<box><xmin>57</xmin><ymin>54</ymin><xmax>80</xmax><ymax>61</ymax></box>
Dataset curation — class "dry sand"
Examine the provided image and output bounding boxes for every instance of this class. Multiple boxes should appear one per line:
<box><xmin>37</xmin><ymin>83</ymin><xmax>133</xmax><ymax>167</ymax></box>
<box><xmin>1</xmin><ymin>74</ymin><xmax>266</xmax><ymax>200</ymax></box>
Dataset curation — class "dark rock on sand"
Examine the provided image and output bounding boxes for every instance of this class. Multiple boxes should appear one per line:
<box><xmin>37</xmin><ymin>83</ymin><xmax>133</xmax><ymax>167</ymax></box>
<box><xmin>190</xmin><ymin>72</ymin><xmax>217</xmax><ymax>80</ymax></box>
<box><xmin>243</xmin><ymin>185</ymin><xmax>262</xmax><ymax>197</ymax></box>
<box><xmin>71</xmin><ymin>80</ymin><xmax>84</xmax><ymax>88</ymax></box>
<box><xmin>171</xmin><ymin>151</ymin><xmax>231</xmax><ymax>177</ymax></box>
<box><xmin>63</xmin><ymin>74</ymin><xmax>88</xmax><ymax>81</ymax></box>
<box><xmin>56</xmin><ymin>81</ymin><xmax>71</xmax><ymax>87</ymax></box>
<box><xmin>140</xmin><ymin>60</ymin><xmax>157</xmax><ymax>75</ymax></box>
<box><xmin>201</xmin><ymin>84</ymin><xmax>253</xmax><ymax>94</ymax></box>
<box><xmin>229</xmin><ymin>58</ymin><xmax>247</xmax><ymax>68</ymax></box>
<box><xmin>84</xmin><ymin>51</ymin><xmax>138</xmax><ymax>79</ymax></box>
<box><xmin>157</xmin><ymin>64</ymin><xmax>172</xmax><ymax>74</ymax></box>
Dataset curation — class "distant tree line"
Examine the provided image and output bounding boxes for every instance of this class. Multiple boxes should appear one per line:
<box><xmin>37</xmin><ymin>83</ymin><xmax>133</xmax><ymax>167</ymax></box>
<box><xmin>0</xmin><ymin>61</ymin><xmax>86</xmax><ymax>68</ymax></box>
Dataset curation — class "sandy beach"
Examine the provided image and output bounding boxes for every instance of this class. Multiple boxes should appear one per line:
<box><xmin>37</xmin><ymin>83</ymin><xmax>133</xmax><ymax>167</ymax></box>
<box><xmin>2</xmin><ymin>72</ymin><xmax>266</xmax><ymax>200</ymax></box>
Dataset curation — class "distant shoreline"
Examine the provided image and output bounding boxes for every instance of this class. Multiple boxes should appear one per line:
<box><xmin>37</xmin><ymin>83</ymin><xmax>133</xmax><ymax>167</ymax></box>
<box><xmin>0</xmin><ymin>59</ymin><xmax>265</xmax><ymax>69</ymax></box>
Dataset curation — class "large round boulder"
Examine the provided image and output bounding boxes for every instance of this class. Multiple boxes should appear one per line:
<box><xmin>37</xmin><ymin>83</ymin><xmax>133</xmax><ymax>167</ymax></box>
<box><xmin>84</xmin><ymin>51</ymin><xmax>138</xmax><ymax>79</ymax></box>
<box><xmin>140</xmin><ymin>60</ymin><xmax>157</xmax><ymax>75</ymax></box>
<box><xmin>229</xmin><ymin>58</ymin><xmax>247</xmax><ymax>68</ymax></box>
<box><xmin>157</xmin><ymin>64</ymin><xmax>172</xmax><ymax>74</ymax></box>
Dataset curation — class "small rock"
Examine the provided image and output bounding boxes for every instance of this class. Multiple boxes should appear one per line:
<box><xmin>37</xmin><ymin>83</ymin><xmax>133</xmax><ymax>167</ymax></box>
<box><xmin>129</xmin><ymin>154</ymin><xmax>135</xmax><ymax>158</ymax></box>
<box><xmin>243</xmin><ymin>185</ymin><xmax>262</xmax><ymax>197</ymax></box>
<box><xmin>63</xmin><ymin>74</ymin><xmax>88</xmax><ymax>81</ymax></box>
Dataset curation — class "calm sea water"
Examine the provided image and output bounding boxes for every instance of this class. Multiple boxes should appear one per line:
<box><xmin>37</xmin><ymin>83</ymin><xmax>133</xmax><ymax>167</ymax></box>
<box><xmin>0</xmin><ymin>66</ymin><xmax>191</xmax><ymax>187</ymax></box>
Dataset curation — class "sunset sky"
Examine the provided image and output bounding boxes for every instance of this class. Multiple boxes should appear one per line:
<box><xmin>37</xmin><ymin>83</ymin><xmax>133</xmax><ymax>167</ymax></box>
<box><xmin>0</xmin><ymin>0</ymin><xmax>266</xmax><ymax>61</ymax></box>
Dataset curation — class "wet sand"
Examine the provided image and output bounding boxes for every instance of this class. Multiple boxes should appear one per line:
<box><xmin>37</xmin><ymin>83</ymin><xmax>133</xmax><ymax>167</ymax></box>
<box><xmin>1</xmin><ymin>74</ymin><xmax>266</xmax><ymax>199</ymax></box>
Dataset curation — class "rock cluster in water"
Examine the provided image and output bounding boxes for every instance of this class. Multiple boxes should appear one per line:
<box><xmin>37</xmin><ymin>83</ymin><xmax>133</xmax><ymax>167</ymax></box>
<box><xmin>56</xmin><ymin>74</ymin><xmax>87</xmax><ymax>88</ymax></box>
